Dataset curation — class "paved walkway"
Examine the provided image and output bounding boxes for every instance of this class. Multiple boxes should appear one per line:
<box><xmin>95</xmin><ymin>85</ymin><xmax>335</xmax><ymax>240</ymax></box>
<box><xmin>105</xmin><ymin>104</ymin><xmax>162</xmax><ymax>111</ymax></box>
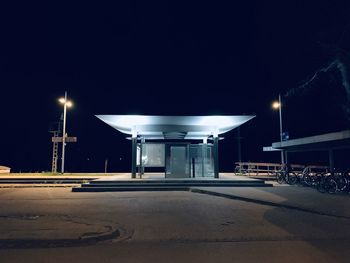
<box><xmin>1</xmin><ymin>187</ymin><xmax>349</xmax><ymax>262</ymax></box>
<box><xmin>1</xmin><ymin>174</ymin><xmax>349</xmax><ymax>219</ymax></box>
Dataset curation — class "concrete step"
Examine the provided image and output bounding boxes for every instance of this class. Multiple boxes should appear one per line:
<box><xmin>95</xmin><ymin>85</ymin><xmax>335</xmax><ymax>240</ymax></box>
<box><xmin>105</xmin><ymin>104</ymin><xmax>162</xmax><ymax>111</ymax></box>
<box><xmin>81</xmin><ymin>182</ymin><xmax>267</xmax><ymax>187</ymax></box>
<box><xmin>91</xmin><ymin>179</ymin><xmax>266</xmax><ymax>184</ymax></box>
<box><xmin>72</xmin><ymin>180</ymin><xmax>273</xmax><ymax>192</ymax></box>
<box><xmin>72</xmin><ymin>186</ymin><xmax>190</xmax><ymax>192</ymax></box>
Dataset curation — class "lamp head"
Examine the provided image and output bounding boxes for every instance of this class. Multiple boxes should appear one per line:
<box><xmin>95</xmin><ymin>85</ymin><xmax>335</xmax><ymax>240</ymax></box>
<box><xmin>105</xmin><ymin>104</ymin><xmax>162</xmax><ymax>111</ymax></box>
<box><xmin>272</xmin><ymin>101</ymin><xmax>280</xmax><ymax>110</ymax></box>
<box><xmin>58</xmin><ymin>98</ymin><xmax>73</xmax><ymax>108</ymax></box>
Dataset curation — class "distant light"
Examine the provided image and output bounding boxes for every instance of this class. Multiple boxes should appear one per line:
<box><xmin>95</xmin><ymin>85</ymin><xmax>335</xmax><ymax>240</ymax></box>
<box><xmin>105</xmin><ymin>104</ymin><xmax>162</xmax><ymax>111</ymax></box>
<box><xmin>59</xmin><ymin>98</ymin><xmax>73</xmax><ymax>107</ymax></box>
<box><xmin>272</xmin><ymin>101</ymin><xmax>280</xmax><ymax>109</ymax></box>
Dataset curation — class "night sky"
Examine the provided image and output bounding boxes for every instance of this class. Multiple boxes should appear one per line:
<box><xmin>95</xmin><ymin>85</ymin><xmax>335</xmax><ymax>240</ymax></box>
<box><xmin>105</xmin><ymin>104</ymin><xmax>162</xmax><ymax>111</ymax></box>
<box><xmin>1</xmin><ymin>1</ymin><xmax>350</xmax><ymax>172</ymax></box>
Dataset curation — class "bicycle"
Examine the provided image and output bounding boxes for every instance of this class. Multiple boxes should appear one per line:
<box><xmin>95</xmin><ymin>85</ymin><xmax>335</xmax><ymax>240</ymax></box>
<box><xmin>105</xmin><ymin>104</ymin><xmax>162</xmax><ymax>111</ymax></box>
<box><xmin>276</xmin><ymin>164</ymin><xmax>298</xmax><ymax>185</ymax></box>
<box><xmin>317</xmin><ymin>173</ymin><xmax>337</xmax><ymax>194</ymax></box>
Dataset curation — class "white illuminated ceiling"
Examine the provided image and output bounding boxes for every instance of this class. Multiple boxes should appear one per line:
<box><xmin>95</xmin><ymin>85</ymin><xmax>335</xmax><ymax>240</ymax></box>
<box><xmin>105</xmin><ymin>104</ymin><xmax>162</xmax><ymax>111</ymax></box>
<box><xmin>96</xmin><ymin>115</ymin><xmax>255</xmax><ymax>140</ymax></box>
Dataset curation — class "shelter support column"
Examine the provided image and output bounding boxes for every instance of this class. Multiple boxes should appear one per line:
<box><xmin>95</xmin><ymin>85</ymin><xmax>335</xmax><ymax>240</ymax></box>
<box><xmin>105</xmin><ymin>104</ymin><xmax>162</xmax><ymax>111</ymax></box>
<box><xmin>329</xmin><ymin>149</ymin><xmax>334</xmax><ymax>175</ymax></box>
<box><xmin>284</xmin><ymin>151</ymin><xmax>289</xmax><ymax>164</ymax></box>
<box><xmin>213</xmin><ymin>134</ymin><xmax>219</xmax><ymax>178</ymax></box>
<box><xmin>139</xmin><ymin>137</ymin><xmax>145</xmax><ymax>178</ymax></box>
<box><xmin>131</xmin><ymin>132</ymin><xmax>137</xmax><ymax>179</ymax></box>
<box><xmin>202</xmin><ymin>138</ymin><xmax>207</xmax><ymax>177</ymax></box>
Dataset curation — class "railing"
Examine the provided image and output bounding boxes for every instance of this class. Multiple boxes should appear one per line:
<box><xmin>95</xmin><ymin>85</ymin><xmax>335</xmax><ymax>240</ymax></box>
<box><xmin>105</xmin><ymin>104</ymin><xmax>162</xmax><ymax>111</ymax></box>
<box><xmin>234</xmin><ymin>162</ymin><xmax>328</xmax><ymax>177</ymax></box>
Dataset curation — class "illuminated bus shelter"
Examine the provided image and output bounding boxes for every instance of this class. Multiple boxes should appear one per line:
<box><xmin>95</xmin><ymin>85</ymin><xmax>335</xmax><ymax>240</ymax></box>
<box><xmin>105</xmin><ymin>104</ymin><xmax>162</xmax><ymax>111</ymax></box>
<box><xmin>96</xmin><ymin>115</ymin><xmax>255</xmax><ymax>178</ymax></box>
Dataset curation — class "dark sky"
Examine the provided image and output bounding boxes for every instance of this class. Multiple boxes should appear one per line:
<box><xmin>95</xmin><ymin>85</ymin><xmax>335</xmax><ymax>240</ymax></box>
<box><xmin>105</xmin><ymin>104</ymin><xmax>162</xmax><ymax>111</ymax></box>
<box><xmin>1</xmin><ymin>0</ymin><xmax>350</xmax><ymax>172</ymax></box>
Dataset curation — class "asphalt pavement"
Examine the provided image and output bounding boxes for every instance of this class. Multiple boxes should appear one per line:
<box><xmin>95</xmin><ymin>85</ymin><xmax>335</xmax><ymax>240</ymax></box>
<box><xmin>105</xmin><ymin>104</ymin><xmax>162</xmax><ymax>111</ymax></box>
<box><xmin>0</xmin><ymin>184</ymin><xmax>349</xmax><ymax>262</ymax></box>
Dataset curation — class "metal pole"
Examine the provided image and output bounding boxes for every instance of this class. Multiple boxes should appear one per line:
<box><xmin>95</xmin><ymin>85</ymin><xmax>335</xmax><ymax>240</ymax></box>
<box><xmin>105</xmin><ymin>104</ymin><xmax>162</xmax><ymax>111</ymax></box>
<box><xmin>141</xmin><ymin>137</ymin><xmax>145</xmax><ymax>176</ymax></box>
<box><xmin>61</xmin><ymin>91</ymin><xmax>67</xmax><ymax>174</ymax></box>
<box><xmin>278</xmin><ymin>94</ymin><xmax>285</xmax><ymax>164</ymax></box>
<box><xmin>213</xmin><ymin>135</ymin><xmax>219</xmax><ymax>178</ymax></box>
<box><xmin>202</xmin><ymin>139</ymin><xmax>206</xmax><ymax>177</ymax></box>
<box><xmin>237</xmin><ymin>127</ymin><xmax>242</xmax><ymax>163</ymax></box>
<box><xmin>104</xmin><ymin>159</ymin><xmax>108</xmax><ymax>173</ymax></box>
<box><xmin>329</xmin><ymin>149</ymin><xmax>334</xmax><ymax>175</ymax></box>
<box><xmin>131</xmin><ymin>136</ymin><xmax>137</xmax><ymax>178</ymax></box>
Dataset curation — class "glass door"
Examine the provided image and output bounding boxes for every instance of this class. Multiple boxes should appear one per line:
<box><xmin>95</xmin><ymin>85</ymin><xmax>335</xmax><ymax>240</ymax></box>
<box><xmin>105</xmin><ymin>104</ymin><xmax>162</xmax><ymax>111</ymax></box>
<box><xmin>165</xmin><ymin>144</ymin><xmax>190</xmax><ymax>178</ymax></box>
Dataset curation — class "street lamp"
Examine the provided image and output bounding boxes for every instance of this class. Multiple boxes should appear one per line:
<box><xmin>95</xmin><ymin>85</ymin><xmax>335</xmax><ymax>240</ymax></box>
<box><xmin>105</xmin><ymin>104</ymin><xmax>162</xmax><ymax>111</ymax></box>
<box><xmin>272</xmin><ymin>94</ymin><xmax>284</xmax><ymax>164</ymax></box>
<box><xmin>59</xmin><ymin>91</ymin><xmax>73</xmax><ymax>173</ymax></box>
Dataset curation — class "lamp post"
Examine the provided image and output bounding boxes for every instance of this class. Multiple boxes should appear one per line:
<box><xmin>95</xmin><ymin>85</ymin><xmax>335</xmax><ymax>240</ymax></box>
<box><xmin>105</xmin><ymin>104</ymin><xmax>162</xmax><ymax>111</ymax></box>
<box><xmin>272</xmin><ymin>94</ymin><xmax>284</xmax><ymax>164</ymax></box>
<box><xmin>59</xmin><ymin>91</ymin><xmax>73</xmax><ymax>174</ymax></box>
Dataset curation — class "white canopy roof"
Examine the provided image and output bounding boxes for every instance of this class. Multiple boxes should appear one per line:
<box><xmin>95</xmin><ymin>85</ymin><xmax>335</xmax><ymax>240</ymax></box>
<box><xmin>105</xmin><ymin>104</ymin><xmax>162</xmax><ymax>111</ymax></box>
<box><xmin>96</xmin><ymin>115</ymin><xmax>255</xmax><ymax>140</ymax></box>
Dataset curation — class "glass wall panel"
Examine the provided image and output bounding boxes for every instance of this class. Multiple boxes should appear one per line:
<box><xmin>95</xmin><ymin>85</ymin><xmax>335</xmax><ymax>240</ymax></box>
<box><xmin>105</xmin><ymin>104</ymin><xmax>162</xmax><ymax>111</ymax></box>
<box><xmin>189</xmin><ymin>144</ymin><xmax>214</xmax><ymax>177</ymax></box>
<box><xmin>141</xmin><ymin>143</ymin><xmax>165</xmax><ymax>167</ymax></box>
<box><xmin>136</xmin><ymin>143</ymin><xmax>165</xmax><ymax>167</ymax></box>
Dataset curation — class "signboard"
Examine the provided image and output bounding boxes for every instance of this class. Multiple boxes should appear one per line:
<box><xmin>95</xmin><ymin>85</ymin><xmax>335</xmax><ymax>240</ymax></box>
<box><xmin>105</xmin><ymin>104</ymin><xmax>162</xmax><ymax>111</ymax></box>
<box><xmin>52</xmin><ymin>137</ymin><xmax>77</xmax><ymax>143</ymax></box>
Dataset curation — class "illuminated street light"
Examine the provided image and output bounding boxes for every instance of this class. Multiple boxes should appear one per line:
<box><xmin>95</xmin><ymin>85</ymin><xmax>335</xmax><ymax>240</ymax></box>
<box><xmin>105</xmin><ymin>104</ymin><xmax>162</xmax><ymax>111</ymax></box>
<box><xmin>272</xmin><ymin>101</ymin><xmax>280</xmax><ymax>110</ymax></box>
<box><xmin>59</xmin><ymin>91</ymin><xmax>73</xmax><ymax>173</ymax></box>
<box><xmin>272</xmin><ymin>94</ymin><xmax>284</xmax><ymax>164</ymax></box>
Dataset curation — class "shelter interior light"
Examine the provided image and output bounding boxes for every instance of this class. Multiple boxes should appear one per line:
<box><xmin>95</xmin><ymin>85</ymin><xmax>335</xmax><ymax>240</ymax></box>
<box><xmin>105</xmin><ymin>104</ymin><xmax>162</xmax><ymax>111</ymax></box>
<box><xmin>117</xmin><ymin>115</ymin><xmax>152</xmax><ymax>128</ymax></box>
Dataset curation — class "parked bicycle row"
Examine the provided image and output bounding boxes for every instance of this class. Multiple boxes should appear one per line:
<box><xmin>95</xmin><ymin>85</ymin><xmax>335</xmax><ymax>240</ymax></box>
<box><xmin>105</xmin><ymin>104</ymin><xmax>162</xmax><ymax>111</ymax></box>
<box><xmin>276</xmin><ymin>165</ymin><xmax>350</xmax><ymax>194</ymax></box>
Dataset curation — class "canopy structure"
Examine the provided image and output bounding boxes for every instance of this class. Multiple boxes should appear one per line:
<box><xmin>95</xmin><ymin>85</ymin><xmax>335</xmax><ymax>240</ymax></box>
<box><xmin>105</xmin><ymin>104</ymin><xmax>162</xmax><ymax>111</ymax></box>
<box><xmin>265</xmin><ymin>130</ymin><xmax>350</xmax><ymax>152</ymax></box>
<box><xmin>96</xmin><ymin>115</ymin><xmax>255</xmax><ymax>179</ymax></box>
<box><xmin>263</xmin><ymin>129</ymin><xmax>350</xmax><ymax>172</ymax></box>
<box><xmin>96</xmin><ymin>115</ymin><xmax>255</xmax><ymax>140</ymax></box>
